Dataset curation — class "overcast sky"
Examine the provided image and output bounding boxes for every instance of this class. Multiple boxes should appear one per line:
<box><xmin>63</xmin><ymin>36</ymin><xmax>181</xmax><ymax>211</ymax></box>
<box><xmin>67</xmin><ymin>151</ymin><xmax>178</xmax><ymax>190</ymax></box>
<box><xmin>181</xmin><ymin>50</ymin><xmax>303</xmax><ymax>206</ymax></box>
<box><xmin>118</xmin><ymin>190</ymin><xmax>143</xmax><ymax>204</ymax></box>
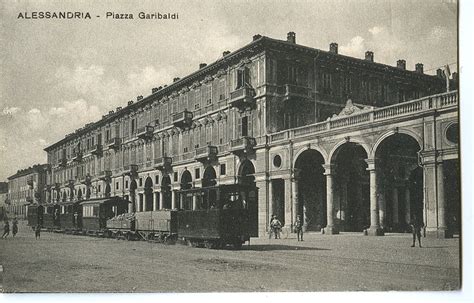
<box><xmin>0</xmin><ymin>0</ymin><xmax>457</xmax><ymax>180</ymax></box>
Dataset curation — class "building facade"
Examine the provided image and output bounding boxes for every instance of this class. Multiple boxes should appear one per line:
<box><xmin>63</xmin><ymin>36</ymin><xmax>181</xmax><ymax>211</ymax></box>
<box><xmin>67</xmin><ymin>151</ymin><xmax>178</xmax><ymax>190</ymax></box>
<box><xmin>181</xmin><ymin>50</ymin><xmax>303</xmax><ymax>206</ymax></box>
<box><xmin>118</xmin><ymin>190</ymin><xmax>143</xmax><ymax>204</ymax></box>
<box><xmin>43</xmin><ymin>32</ymin><xmax>459</xmax><ymax>237</ymax></box>
<box><xmin>6</xmin><ymin>164</ymin><xmax>50</xmax><ymax>219</ymax></box>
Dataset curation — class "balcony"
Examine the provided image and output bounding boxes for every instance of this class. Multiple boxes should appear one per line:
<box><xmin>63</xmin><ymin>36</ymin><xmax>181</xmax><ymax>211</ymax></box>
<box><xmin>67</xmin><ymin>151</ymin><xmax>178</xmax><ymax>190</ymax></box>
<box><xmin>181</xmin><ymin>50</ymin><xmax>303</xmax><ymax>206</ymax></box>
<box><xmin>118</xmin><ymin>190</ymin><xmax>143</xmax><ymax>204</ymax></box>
<box><xmin>72</xmin><ymin>151</ymin><xmax>83</xmax><ymax>162</ymax></box>
<box><xmin>54</xmin><ymin>182</ymin><xmax>61</xmax><ymax>189</ymax></box>
<box><xmin>122</xmin><ymin>164</ymin><xmax>138</xmax><ymax>176</ymax></box>
<box><xmin>172</xmin><ymin>110</ymin><xmax>193</xmax><ymax>128</ymax></box>
<box><xmin>230</xmin><ymin>136</ymin><xmax>257</xmax><ymax>154</ymax></box>
<box><xmin>137</xmin><ymin>125</ymin><xmax>154</xmax><ymax>140</ymax></box>
<box><xmin>81</xmin><ymin>174</ymin><xmax>92</xmax><ymax>185</ymax></box>
<box><xmin>106</xmin><ymin>137</ymin><xmax>122</xmax><ymax>150</ymax></box>
<box><xmin>91</xmin><ymin>144</ymin><xmax>103</xmax><ymax>156</ymax></box>
<box><xmin>154</xmin><ymin>157</ymin><xmax>172</xmax><ymax>171</ymax></box>
<box><xmin>229</xmin><ymin>87</ymin><xmax>256</xmax><ymax>110</ymax></box>
<box><xmin>195</xmin><ymin>145</ymin><xmax>218</xmax><ymax>163</ymax></box>
<box><xmin>57</xmin><ymin>158</ymin><xmax>67</xmax><ymax>168</ymax></box>
<box><xmin>98</xmin><ymin>170</ymin><xmax>112</xmax><ymax>181</ymax></box>
<box><xmin>282</xmin><ymin>84</ymin><xmax>311</xmax><ymax>103</ymax></box>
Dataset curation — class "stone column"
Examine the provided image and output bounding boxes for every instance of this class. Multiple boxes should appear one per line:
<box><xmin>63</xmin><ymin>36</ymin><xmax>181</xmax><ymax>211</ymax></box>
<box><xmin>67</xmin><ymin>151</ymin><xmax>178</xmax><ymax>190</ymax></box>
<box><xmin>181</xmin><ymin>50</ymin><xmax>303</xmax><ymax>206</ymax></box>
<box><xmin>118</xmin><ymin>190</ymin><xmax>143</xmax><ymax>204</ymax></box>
<box><xmin>291</xmin><ymin>169</ymin><xmax>300</xmax><ymax>229</ymax></box>
<box><xmin>378</xmin><ymin>173</ymin><xmax>386</xmax><ymax>231</ymax></box>
<box><xmin>437</xmin><ymin>161</ymin><xmax>448</xmax><ymax>238</ymax></box>
<box><xmin>129</xmin><ymin>192</ymin><xmax>135</xmax><ymax>213</ymax></box>
<box><xmin>392</xmin><ymin>187</ymin><xmax>399</xmax><ymax>228</ymax></box>
<box><xmin>159</xmin><ymin>191</ymin><xmax>164</xmax><ymax>210</ymax></box>
<box><xmin>404</xmin><ymin>187</ymin><xmax>411</xmax><ymax>226</ymax></box>
<box><xmin>268</xmin><ymin>180</ymin><xmax>274</xmax><ymax>221</ymax></box>
<box><xmin>366</xmin><ymin>159</ymin><xmax>383</xmax><ymax>236</ymax></box>
<box><xmin>171</xmin><ymin>190</ymin><xmax>177</xmax><ymax>209</ymax></box>
<box><xmin>323</xmin><ymin>164</ymin><xmax>338</xmax><ymax>234</ymax></box>
<box><xmin>192</xmin><ymin>195</ymin><xmax>198</xmax><ymax>210</ymax></box>
<box><xmin>153</xmin><ymin>192</ymin><xmax>158</xmax><ymax>211</ymax></box>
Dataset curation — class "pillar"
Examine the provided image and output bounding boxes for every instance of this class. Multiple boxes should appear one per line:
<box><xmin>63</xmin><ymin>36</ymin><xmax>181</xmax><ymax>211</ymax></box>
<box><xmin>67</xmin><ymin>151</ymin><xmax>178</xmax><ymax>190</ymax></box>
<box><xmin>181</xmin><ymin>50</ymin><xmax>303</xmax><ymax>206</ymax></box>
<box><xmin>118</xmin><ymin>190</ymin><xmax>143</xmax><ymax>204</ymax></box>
<box><xmin>171</xmin><ymin>190</ymin><xmax>177</xmax><ymax>209</ymax></box>
<box><xmin>378</xmin><ymin>174</ymin><xmax>386</xmax><ymax>230</ymax></box>
<box><xmin>129</xmin><ymin>192</ymin><xmax>135</xmax><ymax>213</ymax></box>
<box><xmin>256</xmin><ymin>179</ymin><xmax>269</xmax><ymax>236</ymax></box>
<box><xmin>436</xmin><ymin>161</ymin><xmax>449</xmax><ymax>238</ymax></box>
<box><xmin>192</xmin><ymin>195</ymin><xmax>197</xmax><ymax>210</ymax></box>
<box><xmin>284</xmin><ymin>178</ymin><xmax>292</xmax><ymax>228</ymax></box>
<box><xmin>291</xmin><ymin>174</ymin><xmax>299</xmax><ymax>229</ymax></box>
<box><xmin>392</xmin><ymin>187</ymin><xmax>399</xmax><ymax>228</ymax></box>
<box><xmin>159</xmin><ymin>191</ymin><xmax>164</xmax><ymax>210</ymax></box>
<box><xmin>404</xmin><ymin>187</ymin><xmax>411</xmax><ymax>226</ymax></box>
<box><xmin>366</xmin><ymin>159</ymin><xmax>383</xmax><ymax>236</ymax></box>
<box><xmin>323</xmin><ymin>164</ymin><xmax>338</xmax><ymax>234</ymax></box>
<box><xmin>153</xmin><ymin>192</ymin><xmax>158</xmax><ymax>211</ymax></box>
<box><xmin>268</xmin><ymin>180</ymin><xmax>274</xmax><ymax>222</ymax></box>
<box><xmin>423</xmin><ymin>162</ymin><xmax>438</xmax><ymax>236</ymax></box>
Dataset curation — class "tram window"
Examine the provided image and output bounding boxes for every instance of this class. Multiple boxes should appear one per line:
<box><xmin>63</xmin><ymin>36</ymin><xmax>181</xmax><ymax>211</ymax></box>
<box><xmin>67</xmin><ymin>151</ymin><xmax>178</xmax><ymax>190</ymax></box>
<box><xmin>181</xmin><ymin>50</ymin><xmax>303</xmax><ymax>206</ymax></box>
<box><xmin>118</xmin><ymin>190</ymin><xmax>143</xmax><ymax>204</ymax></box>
<box><xmin>92</xmin><ymin>206</ymin><xmax>99</xmax><ymax>217</ymax></box>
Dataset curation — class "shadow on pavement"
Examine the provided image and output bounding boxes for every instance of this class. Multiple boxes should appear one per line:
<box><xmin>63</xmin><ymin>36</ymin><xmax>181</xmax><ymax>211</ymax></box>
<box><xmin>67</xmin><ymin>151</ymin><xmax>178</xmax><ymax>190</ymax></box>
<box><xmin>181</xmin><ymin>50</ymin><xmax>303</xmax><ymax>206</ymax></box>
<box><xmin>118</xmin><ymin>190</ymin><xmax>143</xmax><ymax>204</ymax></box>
<box><xmin>241</xmin><ymin>244</ymin><xmax>330</xmax><ymax>251</ymax></box>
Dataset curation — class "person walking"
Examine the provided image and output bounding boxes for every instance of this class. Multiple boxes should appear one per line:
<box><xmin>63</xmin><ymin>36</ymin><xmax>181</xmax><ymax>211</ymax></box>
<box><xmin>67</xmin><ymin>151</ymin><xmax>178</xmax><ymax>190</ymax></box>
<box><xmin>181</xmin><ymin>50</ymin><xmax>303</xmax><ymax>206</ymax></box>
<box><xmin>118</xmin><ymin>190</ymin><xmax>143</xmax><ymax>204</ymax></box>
<box><xmin>35</xmin><ymin>224</ymin><xmax>41</xmax><ymax>239</ymax></box>
<box><xmin>295</xmin><ymin>215</ymin><xmax>303</xmax><ymax>241</ymax></box>
<box><xmin>12</xmin><ymin>218</ymin><xmax>18</xmax><ymax>237</ymax></box>
<box><xmin>410</xmin><ymin>214</ymin><xmax>424</xmax><ymax>247</ymax></box>
<box><xmin>270</xmin><ymin>215</ymin><xmax>282</xmax><ymax>239</ymax></box>
<box><xmin>1</xmin><ymin>220</ymin><xmax>10</xmax><ymax>238</ymax></box>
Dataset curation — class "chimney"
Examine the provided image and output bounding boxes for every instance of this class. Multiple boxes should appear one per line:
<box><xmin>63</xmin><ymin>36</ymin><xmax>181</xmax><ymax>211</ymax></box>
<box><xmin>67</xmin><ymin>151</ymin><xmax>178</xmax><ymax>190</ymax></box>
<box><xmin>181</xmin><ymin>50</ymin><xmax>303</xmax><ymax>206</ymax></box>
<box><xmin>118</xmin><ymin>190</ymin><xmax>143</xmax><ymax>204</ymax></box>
<box><xmin>116</xmin><ymin>106</ymin><xmax>122</xmax><ymax>111</ymax></box>
<box><xmin>152</xmin><ymin>87</ymin><xmax>159</xmax><ymax>93</ymax></box>
<box><xmin>137</xmin><ymin>95</ymin><xmax>143</xmax><ymax>101</ymax></box>
<box><xmin>109</xmin><ymin>110</ymin><xmax>114</xmax><ymax>115</ymax></box>
<box><xmin>173</xmin><ymin>77</ymin><xmax>180</xmax><ymax>82</ymax></box>
<box><xmin>199</xmin><ymin>63</ymin><xmax>207</xmax><ymax>69</ymax></box>
<box><xmin>436</xmin><ymin>68</ymin><xmax>444</xmax><ymax>78</ymax></box>
<box><xmin>365</xmin><ymin>51</ymin><xmax>374</xmax><ymax>62</ymax></box>
<box><xmin>287</xmin><ymin>32</ymin><xmax>296</xmax><ymax>44</ymax></box>
<box><xmin>415</xmin><ymin>63</ymin><xmax>424</xmax><ymax>74</ymax></box>
<box><xmin>253</xmin><ymin>34</ymin><xmax>262</xmax><ymax>41</ymax></box>
<box><xmin>127</xmin><ymin>100</ymin><xmax>134</xmax><ymax>106</ymax></box>
<box><xmin>329</xmin><ymin>43</ymin><xmax>338</xmax><ymax>54</ymax></box>
<box><xmin>223</xmin><ymin>50</ymin><xmax>231</xmax><ymax>57</ymax></box>
<box><xmin>397</xmin><ymin>59</ymin><xmax>406</xmax><ymax>70</ymax></box>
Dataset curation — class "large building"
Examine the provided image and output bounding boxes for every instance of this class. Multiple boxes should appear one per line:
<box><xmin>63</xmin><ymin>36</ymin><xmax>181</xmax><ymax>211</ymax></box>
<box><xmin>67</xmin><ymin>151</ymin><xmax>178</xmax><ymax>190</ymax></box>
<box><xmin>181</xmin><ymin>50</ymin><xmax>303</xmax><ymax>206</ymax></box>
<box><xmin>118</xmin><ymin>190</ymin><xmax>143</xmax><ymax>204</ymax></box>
<box><xmin>6</xmin><ymin>164</ymin><xmax>50</xmax><ymax>219</ymax></box>
<box><xmin>43</xmin><ymin>32</ymin><xmax>459</xmax><ymax>238</ymax></box>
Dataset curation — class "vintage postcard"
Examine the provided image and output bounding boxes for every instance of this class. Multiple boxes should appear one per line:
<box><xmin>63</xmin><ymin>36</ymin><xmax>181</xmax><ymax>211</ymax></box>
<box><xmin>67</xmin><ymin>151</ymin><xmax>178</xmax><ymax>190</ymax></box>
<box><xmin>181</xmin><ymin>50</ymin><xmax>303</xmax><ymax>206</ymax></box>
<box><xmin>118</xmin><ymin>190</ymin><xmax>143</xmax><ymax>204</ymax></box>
<box><xmin>0</xmin><ymin>0</ymin><xmax>465</xmax><ymax>299</ymax></box>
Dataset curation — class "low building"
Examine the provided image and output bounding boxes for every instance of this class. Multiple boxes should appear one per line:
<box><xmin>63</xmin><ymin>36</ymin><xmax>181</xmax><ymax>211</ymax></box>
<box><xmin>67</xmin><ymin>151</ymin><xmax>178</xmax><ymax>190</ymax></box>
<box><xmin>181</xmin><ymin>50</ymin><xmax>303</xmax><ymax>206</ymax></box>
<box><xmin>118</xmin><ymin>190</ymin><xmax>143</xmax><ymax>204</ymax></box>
<box><xmin>6</xmin><ymin>164</ymin><xmax>50</xmax><ymax>219</ymax></box>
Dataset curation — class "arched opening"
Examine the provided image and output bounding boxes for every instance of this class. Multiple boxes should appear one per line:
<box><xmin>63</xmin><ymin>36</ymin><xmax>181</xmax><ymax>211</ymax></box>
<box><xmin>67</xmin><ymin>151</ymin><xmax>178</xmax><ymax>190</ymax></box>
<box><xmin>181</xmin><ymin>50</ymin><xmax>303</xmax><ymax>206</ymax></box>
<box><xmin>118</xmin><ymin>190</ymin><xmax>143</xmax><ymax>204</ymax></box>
<box><xmin>180</xmin><ymin>170</ymin><xmax>193</xmax><ymax>210</ymax></box>
<box><xmin>77</xmin><ymin>187</ymin><xmax>83</xmax><ymax>201</ymax></box>
<box><xmin>238</xmin><ymin>160</ymin><xmax>258</xmax><ymax>237</ymax></box>
<box><xmin>144</xmin><ymin>177</ymin><xmax>153</xmax><ymax>211</ymax></box>
<box><xmin>130</xmin><ymin>180</ymin><xmax>137</xmax><ymax>212</ymax></box>
<box><xmin>62</xmin><ymin>191</ymin><xmax>67</xmax><ymax>202</ymax></box>
<box><xmin>331</xmin><ymin>142</ymin><xmax>370</xmax><ymax>232</ymax></box>
<box><xmin>294</xmin><ymin>149</ymin><xmax>326</xmax><ymax>231</ymax></box>
<box><xmin>105</xmin><ymin>183</ymin><xmax>111</xmax><ymax>198</ymax></box>
<box><xmin>375</xmin><ymin>133</ymin><xmax>422</xmax><ymax>232</ymax></box>
<box><xmin>161</xmin><ymin>175</ymin><xmax>172</xmax><ymax>209</ymax></box>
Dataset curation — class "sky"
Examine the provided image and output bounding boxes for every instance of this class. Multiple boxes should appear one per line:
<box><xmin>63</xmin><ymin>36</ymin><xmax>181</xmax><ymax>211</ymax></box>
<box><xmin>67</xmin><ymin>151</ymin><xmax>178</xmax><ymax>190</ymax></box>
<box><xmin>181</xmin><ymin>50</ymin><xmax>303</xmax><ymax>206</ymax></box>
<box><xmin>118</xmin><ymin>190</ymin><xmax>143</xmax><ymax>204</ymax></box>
<box><xmin>0</xmin><ymin>0</ymin><xmax>458</xmax><ymax>180</ymax></box>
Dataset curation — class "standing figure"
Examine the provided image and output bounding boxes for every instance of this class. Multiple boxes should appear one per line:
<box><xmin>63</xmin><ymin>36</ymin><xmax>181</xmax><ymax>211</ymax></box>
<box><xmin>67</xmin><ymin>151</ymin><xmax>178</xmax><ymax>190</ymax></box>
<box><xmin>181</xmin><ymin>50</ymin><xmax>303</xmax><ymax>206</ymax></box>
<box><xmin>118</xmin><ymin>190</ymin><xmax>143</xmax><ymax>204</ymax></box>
<box><xmin>35</xmin><ymin>224</ymin><xmax>41</xmax><ymax>239</ymax></box>
<box><xmin>270</xmin><ymin>215</ymin><xmax>282</xmax><ymax>239</ymax></box>
<box><xmin>410</xmin><ymin>214</ymin><xmax>424</xmax><ymax>247</ymax></box>
<box><xmin>12</xmin><ymin>218</ymin><xmax>18</xmax><ymax>237</ymax></box>
<box><xmin>295</xmin><ymin>215</ymin><xmax>303</xmax><ymax>241</ymax></box>
<box><xmin>2</xmin><ymin>221</ymin><xmax>10</xmax><ymax>238</ymax></box>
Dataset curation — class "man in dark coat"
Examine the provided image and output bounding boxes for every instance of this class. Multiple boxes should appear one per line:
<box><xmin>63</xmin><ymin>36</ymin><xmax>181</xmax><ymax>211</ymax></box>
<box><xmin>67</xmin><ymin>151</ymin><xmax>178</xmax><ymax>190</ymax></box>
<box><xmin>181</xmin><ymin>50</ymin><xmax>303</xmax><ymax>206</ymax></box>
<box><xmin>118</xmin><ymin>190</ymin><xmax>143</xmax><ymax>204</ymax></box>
<box><xmin>1</xmin><ymin>221</ymin><xmax>10</xmax><ymax>238</ymax></box>
<box><xmin>410</xmin><ymin>215</ymin><xmax>424</xmax><ymax>247</ymax></box>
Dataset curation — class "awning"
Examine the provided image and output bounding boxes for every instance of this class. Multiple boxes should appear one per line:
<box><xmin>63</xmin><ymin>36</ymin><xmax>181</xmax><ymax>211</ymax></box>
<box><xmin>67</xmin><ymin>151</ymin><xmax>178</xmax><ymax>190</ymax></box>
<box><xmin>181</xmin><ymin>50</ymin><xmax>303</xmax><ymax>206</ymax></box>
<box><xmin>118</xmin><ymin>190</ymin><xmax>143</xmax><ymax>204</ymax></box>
<box><xmin>79</xmin><ymin>196</ymin><xmax>127</xmax><ymax>206</ymax></box>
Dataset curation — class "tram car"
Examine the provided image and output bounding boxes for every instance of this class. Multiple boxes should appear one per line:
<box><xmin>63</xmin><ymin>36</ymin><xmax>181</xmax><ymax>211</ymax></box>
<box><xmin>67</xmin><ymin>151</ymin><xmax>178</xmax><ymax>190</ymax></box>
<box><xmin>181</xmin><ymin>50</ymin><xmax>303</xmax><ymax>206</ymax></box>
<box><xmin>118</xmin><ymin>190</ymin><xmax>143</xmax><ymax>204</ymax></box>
<box><xmin>80</xmin><ymin>196</ymin><xmax>129</xmax><ymax>236</ymax></box>
<box><xmin>58</xmin><ymin>201</ymin><xmax>82</xmax><ymax>232</ymax></box>
<box><xmin>27</xmin><ymin>204</ymin><xmax>60</xmax><ymax>230</ymax></box>
<box><xmin>176</xmin><ymin>184</ymin><xmax>252</xmax><ymax>248</ymax></box>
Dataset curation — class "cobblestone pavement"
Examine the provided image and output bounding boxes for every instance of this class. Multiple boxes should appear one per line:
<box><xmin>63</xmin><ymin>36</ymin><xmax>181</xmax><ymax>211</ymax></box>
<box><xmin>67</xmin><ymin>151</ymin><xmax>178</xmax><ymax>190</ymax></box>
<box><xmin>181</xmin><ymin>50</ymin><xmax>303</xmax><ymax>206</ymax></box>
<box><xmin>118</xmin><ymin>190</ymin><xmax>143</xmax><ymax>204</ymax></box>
<box><xmin>0</xmin><ymin>221</ymin><xmax>460</xmax><ymax>292</ymax></box>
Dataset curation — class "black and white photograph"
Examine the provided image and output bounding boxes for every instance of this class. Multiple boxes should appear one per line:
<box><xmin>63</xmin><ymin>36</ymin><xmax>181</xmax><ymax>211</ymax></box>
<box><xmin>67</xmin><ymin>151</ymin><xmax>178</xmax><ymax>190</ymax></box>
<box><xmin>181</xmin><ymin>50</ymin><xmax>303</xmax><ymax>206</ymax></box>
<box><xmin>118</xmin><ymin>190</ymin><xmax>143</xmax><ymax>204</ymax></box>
<box><xmin>0</xmin><ymin>0</ymin><xmax>470</xmax><ymax>300</ymax></box>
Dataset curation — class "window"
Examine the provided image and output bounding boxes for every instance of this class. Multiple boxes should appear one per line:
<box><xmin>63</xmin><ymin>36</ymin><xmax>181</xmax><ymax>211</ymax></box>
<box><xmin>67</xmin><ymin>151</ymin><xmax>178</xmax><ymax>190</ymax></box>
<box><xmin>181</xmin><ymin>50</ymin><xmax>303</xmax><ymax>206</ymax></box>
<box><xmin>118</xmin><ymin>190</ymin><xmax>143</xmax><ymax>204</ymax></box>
<box><xmin>321</xmin><ymin>72</ymin><xmax>332</xmax><ymax>94</ymax></box>
<box><xmin>98</xmin><ymin>185</ymin><xmax>101</xmax><ymax>192</ymax></box>
<box><xmin>220</xmin><ymin>164</ymin><xmax>226</xmax><ymax>175</ymax></box>
<box><xmin>241</xmin><ymin>116</ymin><xmax>249</xmax><ymax>137</ymax></box>
<box><xmin>174</xmin><ymin>172</ymin><xmax>178</xmax><ymax>182</ymax></box>
<box><xmin>131</xmin><ymin>119</ymin><xmax>136</xmax><ymax>134</ymax></box>
<box><xmin>155</xmin><ymin>175</ymin><xmax>159</xmax><ymax>184</ymax></box>
<box><xmin>288</xmin><ymin>65</ymin><xmax>297</xmax><ymax>85</ymax></box>
<box><xmin>139</xmin><ymin>178</ymin><xmax>143</xmax><ymax>187</ymax></box>
<box><xmin>236</xmin><ymin>67</ymin><xmax>250</xmax><ymax>89</ymax></box>
<box><xmin>218</xmin><ymin>80</ymin><xmax>226</xmax><ymax>101</ymax></box>
<box><xmin>195</xmin><ymin>168</ymin><xmax>200</xmax><ymax>179</ymax></box>
<box><xmin>116</xmin><ymin>182</ymin><xmax>119</xmax><ymax>190</ymax></box>
<box><xmin>125</xmin><ymin>180</ymin><xmax>129</xmax><ymax>189</ymax></box>
<box><xmin>106</xmin><ymin>129</ymin><xmax>110</xmax><ymax>141</ymax></box>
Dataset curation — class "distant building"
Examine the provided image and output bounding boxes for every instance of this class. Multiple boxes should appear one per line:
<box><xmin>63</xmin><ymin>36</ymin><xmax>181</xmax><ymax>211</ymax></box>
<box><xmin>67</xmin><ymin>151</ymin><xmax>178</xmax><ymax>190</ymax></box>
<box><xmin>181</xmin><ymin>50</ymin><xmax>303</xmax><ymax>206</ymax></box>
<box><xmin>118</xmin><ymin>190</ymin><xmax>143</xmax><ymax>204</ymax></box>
<box><xmin>43</xmin><ymin>32</ymin><xmax>458</xmax><ymax>237</ymax></box>
<box><xmin>6</xmin><ymin>164</ymin><xmax>50</xmax><ymax>219</ymax></box>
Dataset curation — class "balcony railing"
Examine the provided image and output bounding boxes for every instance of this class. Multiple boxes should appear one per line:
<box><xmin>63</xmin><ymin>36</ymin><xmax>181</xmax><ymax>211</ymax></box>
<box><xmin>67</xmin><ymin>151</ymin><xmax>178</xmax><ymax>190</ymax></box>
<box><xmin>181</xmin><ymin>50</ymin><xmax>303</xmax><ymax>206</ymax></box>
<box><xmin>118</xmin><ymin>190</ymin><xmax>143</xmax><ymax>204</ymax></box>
<box><xmin>81</xmin><ymin>174</ymin><xmax>92</xmax><ymax>185</ymax></box>
<box><xmin>154</xmin><ymin>157</ymin><xmax>172</xmax><ymax>170</ymax></box>
<box><xmin>122</xmin><ymin>164</ymin><xmax>138</xmax><ymax>176</ymax></box>
<box><xmin>91</xmin><ymin>144</ymin><xmax>102</xmax><ymax>156</ymax></box>
<box><xmin>137</xmin><ymin>125</ymin><xmax>154</xmax><ymax>140</ymax></box>
<box><xmin>282</xmin><ymin>84</ymin><xmax>311</xmax><ymax>102</ymax></box>
<box><xmin>230</xmin><ymin>136</ymin><xmax>257</xmax><ymax>154</ymax></box>
<box><xmin>172</xmin><ymin>110</ymin><xmax>193</xmax><ymax>128</ymax></box>
<box><xmin>229</xmin><ymin>87</ymin><xmax>255</xmax><ymax>109</ymax></box>
<box><xmin>106</xmin><ymin>137</ymin><xmax>122</xmax><ymax>150</ymax></box>
<box><xmin>72</xmin><ymin>151</ymin><xmax>83</xmax><ymax>162</ymax></box>
<box><xmin>98</xmin><ymin>170</ymin><xmax>112</xmax><ymax>181</ymax></box>
<box><xmin>195</xmin><ymin>145</ymin><xmax>218</xmax><ymax>162</ymax></box>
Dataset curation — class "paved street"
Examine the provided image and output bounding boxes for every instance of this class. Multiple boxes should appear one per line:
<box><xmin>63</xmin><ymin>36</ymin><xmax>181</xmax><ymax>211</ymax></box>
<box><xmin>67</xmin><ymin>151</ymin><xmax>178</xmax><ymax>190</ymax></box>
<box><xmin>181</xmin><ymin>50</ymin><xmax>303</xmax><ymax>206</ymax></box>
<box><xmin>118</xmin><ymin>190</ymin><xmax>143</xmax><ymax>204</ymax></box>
<box><xmin>0</xmin><ymin>221</ymin><xmax>460</xmax><ymax>292</ymax></box>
